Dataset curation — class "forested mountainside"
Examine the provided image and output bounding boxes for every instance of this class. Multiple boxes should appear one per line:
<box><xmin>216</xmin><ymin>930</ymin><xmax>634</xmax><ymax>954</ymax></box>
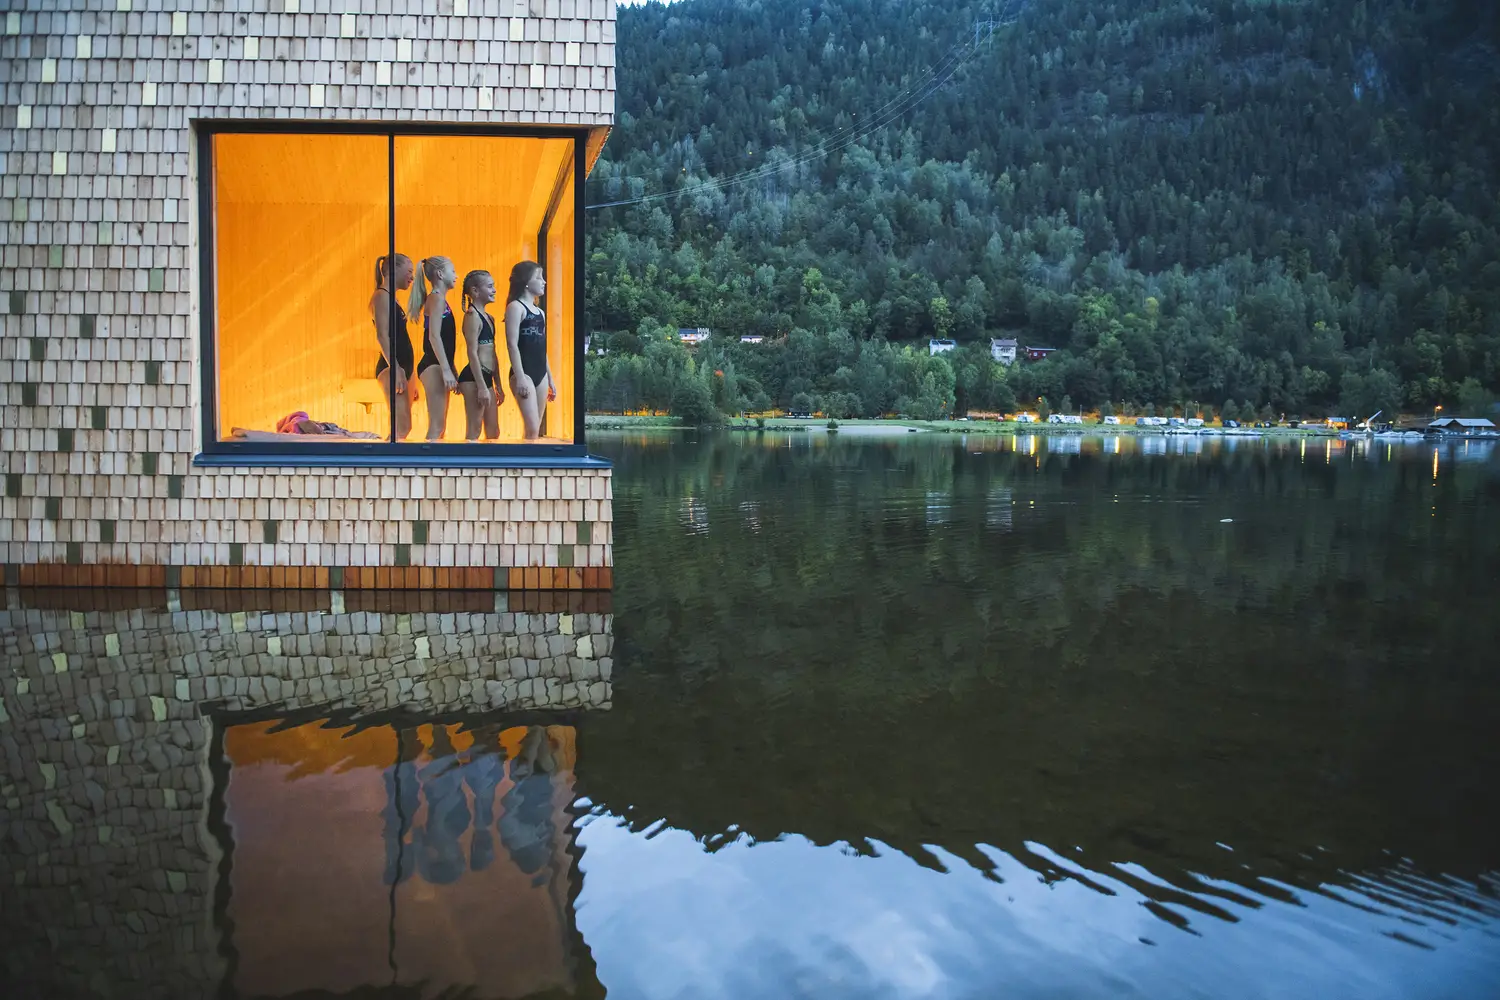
<box><xmin>584</xmin><ymin>0</ymin><xmax>1500</xmax><ymax>420</ymax></box>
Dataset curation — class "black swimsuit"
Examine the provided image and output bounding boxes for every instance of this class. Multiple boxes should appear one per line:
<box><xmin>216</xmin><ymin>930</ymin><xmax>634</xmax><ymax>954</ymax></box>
<box><xmin>457</xmin><ymin>309</ymin><xmax>498</xmax><ymax>390</ymax></box>
<box><xmin>373</xmin><ymin>290</ymin><xmax>414</xmax><ymax>379</ymax></box>
<box><xmin>417</xmin><ymin>305</ymin><xmax>456</xmax><ymax>378</ymax></box>
<box><xmin>515</xmin><ymin>301</ymin><xmax>548</xmax><ymax>386</ymax></box>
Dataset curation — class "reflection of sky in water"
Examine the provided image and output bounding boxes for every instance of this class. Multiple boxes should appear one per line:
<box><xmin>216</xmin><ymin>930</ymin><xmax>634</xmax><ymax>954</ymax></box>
<box><xmin>575</xmin><ymin>817</ymin><xmax>1500</xmax><ymax>1000</ymax></box>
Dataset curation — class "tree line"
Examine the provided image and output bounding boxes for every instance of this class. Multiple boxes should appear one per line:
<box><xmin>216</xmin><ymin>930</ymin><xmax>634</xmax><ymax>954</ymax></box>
<box><xmin>584</xmin><ymin>0</ymin><xmax>1500</xmax><ymax>421</ymax></box>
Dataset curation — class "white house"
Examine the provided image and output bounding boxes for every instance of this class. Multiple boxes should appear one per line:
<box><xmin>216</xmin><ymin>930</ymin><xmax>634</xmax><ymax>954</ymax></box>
<box><xmin>990</xmin><ymin>338</ymin><xmax>1019</xmax><ymax>365</ymax></box>
<box><xmin>678</xmin><ymin>328</ymin><xmax>711</xmax><ymax>345</ymax></box>
<box><xmin>740</xmin><ymin>334</ymin><xmax>765</xmax><ymax>345</ymax></box>
<box><xmin>1429</xmin><ymin>417</ymin><xmax>1497</xmax><ymax>434</ymax></box>
<box><xmin>929</xmin><ymin>339</ymin><xmax>958</xmax><ymax>356</ymax></box>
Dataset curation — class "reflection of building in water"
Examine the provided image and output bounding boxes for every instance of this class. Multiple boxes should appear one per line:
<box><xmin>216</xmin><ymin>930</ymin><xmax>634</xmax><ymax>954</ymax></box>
<box><xmin>925</xmin><ymin>491</ymin><xmax>951</xmax><ymax>525</ymax></box>
<box><xmin>0</xmin><ymin>590</ymin><xmax>611</xmax><ymax>999</ymax></box>
<box><xmin>985</xmin><ymin>489</ymin><xmax>1014</xmax><ymax>532</ymax></box>
<box><xmin>738</xmin><ymin>501</ymin><xmax>763</xmax><ymax>533</ymax></box>
<box><xmin>1140</xmin><ymin>434</ymin><xmax>1168</xmax><ymax>456</ymax></box>
<box><xmin>679</xmin><ymin>496</ymin><xmax>711</xmax><ymax>535</ymax></box>
<box><xmin>1049</xmin><ymin>435</ymin><xmax>1083</xmax><ymax>455</ymax></box>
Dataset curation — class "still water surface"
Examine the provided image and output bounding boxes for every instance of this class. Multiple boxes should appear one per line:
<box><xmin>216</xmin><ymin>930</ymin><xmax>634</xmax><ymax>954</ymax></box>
<box><xmin>2</xmin><ymin>431</ymin><xmax>1497</xmax><ymax>999</ymax></box>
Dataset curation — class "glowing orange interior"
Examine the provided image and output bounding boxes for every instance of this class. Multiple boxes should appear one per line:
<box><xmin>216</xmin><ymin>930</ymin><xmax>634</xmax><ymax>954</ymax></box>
<box><xmin>212</xmin><ymin>132</ymin><xmax>581</xmax><ymax>444</ymax></box>
<box><xmin>224</xmin><ymin>720</ymin><xmax>582</xmax><ymax>996</ymax></box>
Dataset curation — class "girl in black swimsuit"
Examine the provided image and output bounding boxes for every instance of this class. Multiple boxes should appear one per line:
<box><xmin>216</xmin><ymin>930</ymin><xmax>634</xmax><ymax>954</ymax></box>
<box><xmin>408</xmin><ymin>256</ymin><xmax>460</xmax><ymax>441</ymax></box>
<box><xmin>457</xmin><ymin>269</ymin><xmax>504</xmax><ymax>441</ymax></box>
<box><xmin>370</xmin><ymin>253</ymin><xmax>416</xmax><ymax>440</ymax></box>
<box><xmin>504</xmin><ymin>260</ymin><xmax>553</xmax><ymax>441</ymax></box>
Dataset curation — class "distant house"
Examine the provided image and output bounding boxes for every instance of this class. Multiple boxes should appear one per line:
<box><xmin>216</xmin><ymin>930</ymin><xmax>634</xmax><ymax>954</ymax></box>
<box><xmin>929</xmin><ymin>338</ymin><xmax>957</xmax><ymax>356</ymax></box>
<box><xmin>678</xmin><ymin>327</ymin><xmax>711</xmax><ymax>345</ymax></box>
<box><xmin>1024</xmin><ymin>345</ymin><xmax>1057</xmax><ymax>362</ymax></box>
<box><xmin>1325</xmin><ymin>416</ymin><xmax>1350</xmax><ymax>430</ymax></box>
<box><xmin>1428</xmin><ymin>417</ymin><xmax>1497</xmax><ymax>434</ymax></box>
<box><xmin>990</xmin><ymin>338</ymin><xmax>1018</xmax><ymax>365</ymax></box>
<box><xmin>584</xmin><ymin>334</ymin><xmax>607</xmax><ymax>356</ymax></box>
<box><xmin>740</xmin><ymin>334</ymin><xmax>764</xmax><ymax>345</ymax></box>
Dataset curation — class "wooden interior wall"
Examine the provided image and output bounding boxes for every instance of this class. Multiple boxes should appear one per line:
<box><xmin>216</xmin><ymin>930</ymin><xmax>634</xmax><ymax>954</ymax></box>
<box><xmin>394</xmin><ymin>135</ymin><xmax>573</xmax><ymax>443</ymax></box>
<box><xmin>212</xmin><ymin>134</ymin><xmax>576</xmax><ymax>444</ymax></box>
<box><xmin>546</xmin><ymin>159</ymin><xmax>577</xmax><ymax>444</ymax></box>
<box><xmin>214</xmin><ymin>133</ymin><xmax>389</xmax><ymax>439</ymax></box>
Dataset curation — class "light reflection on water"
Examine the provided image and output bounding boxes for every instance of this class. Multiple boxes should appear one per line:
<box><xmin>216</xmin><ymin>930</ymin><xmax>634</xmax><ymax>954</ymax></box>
<box><xmin>573</xmin><ymin>820</ymin><xmax>1500</xmax><ymax>1000</ymax></box>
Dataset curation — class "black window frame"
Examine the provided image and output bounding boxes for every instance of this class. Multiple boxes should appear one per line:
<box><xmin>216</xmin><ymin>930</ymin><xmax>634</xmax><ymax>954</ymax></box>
<box><xmin>194</xmin><ymin>120</ymin><xmax>598</xmax><ymax>468</ymax></box>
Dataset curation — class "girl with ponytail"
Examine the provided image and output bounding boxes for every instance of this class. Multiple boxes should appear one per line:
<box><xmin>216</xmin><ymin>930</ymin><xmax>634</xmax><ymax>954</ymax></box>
<box><xmin>369</xmin><ymin>253</ymin><xmax>417</xmax><ymax>440</ymax></box>
<box><xmin>456</xmin><ymin>269</ymin><xmax>503</xmax><ymax>440</ymax></box>
<box><xmin>410</xmin><ymin>256</ymin><xmax>460</xmax><ymax>441</ymax></box>
<box><xmin>503</xmin><ymin>260</ymin><xmax>553</xmax><ymax>440</ymax></box>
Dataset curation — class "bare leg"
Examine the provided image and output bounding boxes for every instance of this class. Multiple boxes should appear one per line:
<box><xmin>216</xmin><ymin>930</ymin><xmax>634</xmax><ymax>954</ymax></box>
<box><xmin>380</xmin><ymin>372</ymin><xmax>413</xmax><ymax>440</ymax></box>
<box><xmin>534</xmin><ymin>374</ymin><xmax>551</xmax><ymax>439</ymax></box>
<box><xmin>459</xmin><ymin>382</ymin><xmax>482</xmax><ymax>441</ymax></box>
<box><xmin>482</xmin><ymin>376</ymin><xmax>501</xmax><ymax>441</ymax></box>
<box><xmin>419</xmin><ymin>366</ymin><xmax>449</xmax><ymax>441</ymax></box>
<box><xmin>512</xmin><ymin>373</ymin><xmax>542</xmax><ymax>440</ymax></box>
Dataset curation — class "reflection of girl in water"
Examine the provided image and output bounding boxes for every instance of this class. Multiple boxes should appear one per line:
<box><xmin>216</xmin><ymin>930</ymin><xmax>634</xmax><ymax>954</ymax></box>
<box><xmin>412</xmin><ymin>726</ymin><xmax>470</xmax><ymax>885</ymax></box>
<box><xmin>499</xmin><ymin>726</ymin><xmax>559</xmax><ymax>884</ymax></box>
<box><xmin>463</xmin><ymin>726</ymin><xmax>506</xmax><ymax>872</ymax></box>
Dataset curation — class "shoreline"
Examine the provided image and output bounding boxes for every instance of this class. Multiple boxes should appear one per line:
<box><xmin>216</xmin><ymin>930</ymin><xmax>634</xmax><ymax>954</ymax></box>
<box><xmin>585</xmin><ymin>415</ymin><xmax>1393</xmax><ymax>437</ymax></box>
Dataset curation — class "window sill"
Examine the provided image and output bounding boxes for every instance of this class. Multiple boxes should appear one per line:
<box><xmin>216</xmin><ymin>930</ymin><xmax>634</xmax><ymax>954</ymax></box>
<box><xmin>193</xmin><ymin>448</ymin><xmax>611</xmax><ymax>470</ymax></box>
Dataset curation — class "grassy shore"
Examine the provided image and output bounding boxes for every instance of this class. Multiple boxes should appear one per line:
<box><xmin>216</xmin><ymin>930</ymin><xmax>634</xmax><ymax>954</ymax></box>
<box><xmin>586</xmin><ymin>414</ymin><xmax>1346</xmax><ymax>435</ymax></box>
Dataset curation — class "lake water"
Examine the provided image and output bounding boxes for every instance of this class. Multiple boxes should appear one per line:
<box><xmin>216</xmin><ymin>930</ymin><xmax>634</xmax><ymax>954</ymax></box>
<box><xmin>3</xmin><ymin>431</ymin><xmax>1498</xmax><ymax>999</ymax></box>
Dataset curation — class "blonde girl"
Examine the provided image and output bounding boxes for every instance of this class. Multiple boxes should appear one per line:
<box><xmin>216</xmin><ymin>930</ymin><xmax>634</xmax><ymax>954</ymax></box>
<box><xmin>504</xmin><ymin>261</ymin><xmax>553</xmax><ymax>440</ymax></box>
<box><xmin>456</xmin><ymin>269</ymin><xmax>504</xmax><ymax>441</ymax></box>
<box><xmin>409</xmin><ymin>256</ymin><xmax>460</xmax><ymax>441</ymax></box>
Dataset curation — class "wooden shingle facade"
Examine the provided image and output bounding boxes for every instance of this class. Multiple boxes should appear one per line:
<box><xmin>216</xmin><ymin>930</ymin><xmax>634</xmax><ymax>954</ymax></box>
<box><xmin>1</xmin><ymin>0</ymin><xmax>617</xmax><ymax>590</ymax></box>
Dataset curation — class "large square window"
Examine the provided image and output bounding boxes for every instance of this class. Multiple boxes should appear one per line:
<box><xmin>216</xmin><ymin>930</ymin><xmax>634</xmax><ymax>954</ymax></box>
<box><xmin>199</xmin><ymin>125</ymin><xmax>589</xmax><ymax>460</ymax></box>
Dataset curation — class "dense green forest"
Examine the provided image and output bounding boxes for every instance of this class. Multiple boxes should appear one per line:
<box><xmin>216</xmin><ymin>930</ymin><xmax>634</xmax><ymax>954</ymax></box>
<box><xmin>582</xmin><ymin>0</ymin><xmax>1500</xmax><ymax>420</ymax></box>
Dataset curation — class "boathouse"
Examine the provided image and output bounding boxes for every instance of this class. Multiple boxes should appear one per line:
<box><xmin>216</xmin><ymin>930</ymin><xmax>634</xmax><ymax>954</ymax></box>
<box><xmin>2</xmin><ymin>0</ymin><xmax>617</xmax><ymax>590</ymax></box>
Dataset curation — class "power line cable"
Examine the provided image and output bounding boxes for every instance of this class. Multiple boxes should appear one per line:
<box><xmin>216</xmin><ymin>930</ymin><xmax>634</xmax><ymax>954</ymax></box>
<box><xmin>586</xmin><ymin>3</ymin><xmax>1026</xmax><ymax>211</ymax></box>
<box><xmin>586</xmin><ymin>40</ymin><xmax>974</xmax><ymax>210</ymax></box>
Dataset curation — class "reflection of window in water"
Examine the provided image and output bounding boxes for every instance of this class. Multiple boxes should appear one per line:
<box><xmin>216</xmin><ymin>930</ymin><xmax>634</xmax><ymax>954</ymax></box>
<box><xmin>1141</xmin><ymin>435</ymin><xmax>1167</xmax><ymax>455</ymax></box>
<box><xmin>679</xmin><ymin>496</ymin><xmax>710</xmax><ymax>535</ymax></box>
<box><xmin>986</xmin><ymin>488</ymin><xmax>1014</xmax><ymax>532</ymax></box>
<box><xmin>226</xmin><ymin>719</ymin><xmax>589</xmax><ymax>999</ymax></box>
